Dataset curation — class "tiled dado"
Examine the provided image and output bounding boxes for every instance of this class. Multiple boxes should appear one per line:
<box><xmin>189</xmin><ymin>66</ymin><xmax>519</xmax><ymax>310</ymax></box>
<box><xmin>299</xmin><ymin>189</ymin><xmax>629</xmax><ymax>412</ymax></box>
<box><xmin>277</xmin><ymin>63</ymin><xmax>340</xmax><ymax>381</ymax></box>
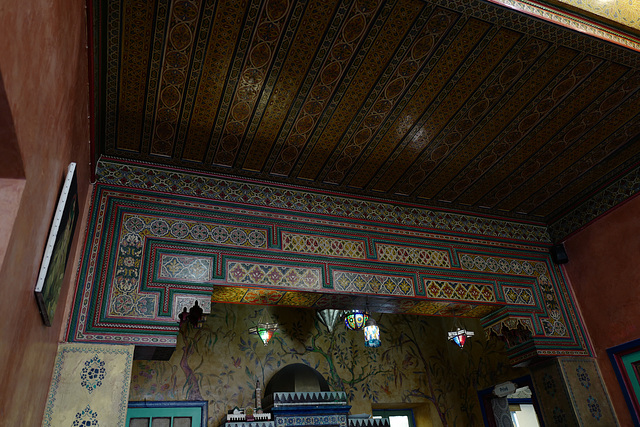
<box><xmin>68</xmin><ymin>184</ymin><xmax>588</xmax><ymax>363</ymax></box>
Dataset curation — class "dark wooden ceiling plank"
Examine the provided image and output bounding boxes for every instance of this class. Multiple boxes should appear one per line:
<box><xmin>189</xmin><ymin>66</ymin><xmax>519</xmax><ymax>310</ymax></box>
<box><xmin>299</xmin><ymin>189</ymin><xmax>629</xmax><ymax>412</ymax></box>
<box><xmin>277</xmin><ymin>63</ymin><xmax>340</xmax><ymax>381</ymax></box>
<box><xmin>394</xmin><ymin>27</ymin><xmax>522</xmax><ymax>199</ymax></box>
<box><xmin>321</xmin><ymin>6</ymin><xmax>452</xmax><ymax>186</ymax></box>
<box><xmin>241</xmin><ymin>0</ymin><xmax>348</xmax><ymax>172</ymax></box>
<box><xmin>371</xmin><ymin>17</ymin><xmax>493</xmax><ymax>193</ymax></box>
<box><xmin>211</xmin><ymin>0</ymin><xmax>295</xmax><ymax>167</ymax></box>
<box><xmin>496</xmin><ymin>67</ymin><xmax>639</xmax><ymax>212</ymax></box>
<box><xmin>425</xmin><ymin>39</ymin><xmax>558</xmax><ymax>204</ymax></box>
<box><xmin>437</xmin><ymin>47</ymin><xmax>582</xmax><ymax>209</ymax></box>
<box><xmin>527</xmin><ymin>89</ymin><xmax>640</xmax><ymax>217</ymax></box>
<box><xmin>541</xmin><ymin>129</ymin><xmax>640</xmax><ymax>224</ymax></box>
<box><xmin>345</xmin><ymin>7</ymin><xmax>460</xmax><ymax>189</ymax></box>
<box><xmin>115</xmin><ymin>0</ymin><xmax>157</xmax><ymax>153</ymax></box>
<box><xmin>514</xmin><ymin>104</ymin><xmax>640</xmax><ymax>215</ymax></box>
<box><xmin>297</xmin><ymin>0</ymin><xmax>423</xmax><ymax>181</ymax></box>
<box><xmin>403</xmin><ymin>36</ymin><xmax>551</xmax><ymax>203</ymax></box>
<box><xmin>149</xmin><ymin>0</ymin><xmax>207</xmax><ymax>158</ymax></box>
<box><xmin>458</xmin><ymin>56</ymin><xmax>616</xmax><ymax>209</ymax></box>
<box><xmin>268</xmin><ymin>0</ymin><xmax>386</xmax><ymax>177</ymax></box>
<box><xmin>181</xmin><ymin>1</ymin><xmax>250</xmax><ymax>163</ymax></box>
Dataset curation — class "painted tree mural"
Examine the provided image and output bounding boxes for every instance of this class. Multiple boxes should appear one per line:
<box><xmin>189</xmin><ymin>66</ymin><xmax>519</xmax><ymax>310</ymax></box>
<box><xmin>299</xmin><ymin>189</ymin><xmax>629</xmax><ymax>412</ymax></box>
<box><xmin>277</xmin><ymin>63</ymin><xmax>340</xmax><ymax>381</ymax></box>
<box><xmin>129</xmin><ymin>304</ymin><xmax>525</xmax><ymax>427</ymax></box>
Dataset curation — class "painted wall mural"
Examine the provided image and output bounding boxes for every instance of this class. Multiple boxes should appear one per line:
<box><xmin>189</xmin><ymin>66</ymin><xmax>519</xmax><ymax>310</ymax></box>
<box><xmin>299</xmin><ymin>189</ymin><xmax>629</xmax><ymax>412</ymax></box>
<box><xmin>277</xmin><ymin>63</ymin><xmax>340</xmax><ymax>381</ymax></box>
<box><xmin>129</xmin><ymin>304</ymin><xmax>527</xmax><ymax>427</ymax></box>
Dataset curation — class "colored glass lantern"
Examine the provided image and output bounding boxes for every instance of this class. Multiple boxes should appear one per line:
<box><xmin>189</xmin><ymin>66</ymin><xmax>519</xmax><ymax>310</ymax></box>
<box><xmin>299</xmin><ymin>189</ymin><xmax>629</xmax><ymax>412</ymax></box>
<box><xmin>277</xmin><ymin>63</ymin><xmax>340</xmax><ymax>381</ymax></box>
<box><xmin>249</xmin><ymin>322</ymin><xmax>278</xmax><ymax>345</ymax></box>
<box><xmin>448</xmin><ymin>327</ymin><xmax>474</xmax><ymax>348</ymax></box>
<box><xmin>343</xmin><ymin>310</ymin><xmax>369</xmax><ymax>330</ymax></box>
<box><xmin>363</xmin><ymin>318</ymin><xmax>381</xmax><ymax>347</ymax></box>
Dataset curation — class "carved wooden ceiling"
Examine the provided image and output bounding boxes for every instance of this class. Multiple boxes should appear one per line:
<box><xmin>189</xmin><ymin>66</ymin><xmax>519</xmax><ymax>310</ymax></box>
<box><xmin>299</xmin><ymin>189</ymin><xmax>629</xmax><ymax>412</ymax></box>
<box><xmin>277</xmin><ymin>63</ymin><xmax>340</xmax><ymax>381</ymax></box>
<box><xmin>92</xmin><ymin>0</ymin><xmax>640</xmax><ymax>224</ymax></box>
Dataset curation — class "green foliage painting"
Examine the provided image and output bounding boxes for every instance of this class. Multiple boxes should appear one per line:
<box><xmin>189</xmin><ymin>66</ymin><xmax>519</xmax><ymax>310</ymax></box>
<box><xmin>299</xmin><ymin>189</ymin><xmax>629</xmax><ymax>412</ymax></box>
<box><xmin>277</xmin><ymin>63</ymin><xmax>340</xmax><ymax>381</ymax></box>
<box><xmin>129</xmin><ymin>304</ymin><xmax>525</xmax><ymax>427</ymax></box>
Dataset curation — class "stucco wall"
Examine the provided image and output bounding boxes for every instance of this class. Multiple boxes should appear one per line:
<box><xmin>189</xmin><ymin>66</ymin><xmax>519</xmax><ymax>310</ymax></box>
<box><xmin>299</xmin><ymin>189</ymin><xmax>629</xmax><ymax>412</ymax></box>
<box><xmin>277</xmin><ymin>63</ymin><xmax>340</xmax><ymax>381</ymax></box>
<box><xmin>130</xmin><ymin>305</ymin><xmax>526</xmax><ymax>427</ymax></box>
<box><xmin>563</xmin><ymin>194</ymin><xmax>640</xmax><ymax>427</ymax></box>
<box><xmin>0</xmin><ymin>0</ymin><xmax>90</xmax><ymax>425</ymax></box>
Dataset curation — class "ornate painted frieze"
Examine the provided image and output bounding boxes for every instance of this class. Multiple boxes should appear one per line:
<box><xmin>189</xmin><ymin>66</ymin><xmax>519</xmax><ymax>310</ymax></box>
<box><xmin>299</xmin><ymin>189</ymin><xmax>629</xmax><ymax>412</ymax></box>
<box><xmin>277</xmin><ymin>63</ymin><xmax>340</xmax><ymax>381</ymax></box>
<box><xmin>96</xmin><ymin>158</ymin><xmax>551</xmax><ymax>242</ymax></box>
<box><xmin>332</xmin><ymin>270</ymin><xmax>415</xmax><ymax>296</ymax></box>
<box><xmin>282</xmin><ymin>232</ymin><xmax>366</xmax><ymax>259</ymax></box>
<box><xmin>227</xmin><ymin>261</ymin><xmax>322</xmax><ymax>290</ymax></box>
<box><xmin>487</xmin><ymin>0</ymin><xmax>640</xmax><ymax>53</ymax></box>
<box><xmin>425</xmin><ymin>280</ymin><xmax>495</xmax><ymax>302</ymax></box>
<box><xmin>377</xmin><ymin>243</ymin><xmax>451</xmax><ymax>267</ymax></box>
<box><xmin>69</xmin><ymin>181</ymin><xmax>589</xmax><ymax>363</ymax></box>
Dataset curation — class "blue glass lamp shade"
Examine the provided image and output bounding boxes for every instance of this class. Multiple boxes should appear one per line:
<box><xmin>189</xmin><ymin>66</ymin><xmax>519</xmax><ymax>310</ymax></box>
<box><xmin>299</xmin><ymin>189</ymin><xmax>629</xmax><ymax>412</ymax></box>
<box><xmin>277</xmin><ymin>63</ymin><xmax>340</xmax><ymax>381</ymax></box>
<box><xmin>447</xmin><ymin>327</ymin><xmax>474</xmax><ymax>348</ymax></box>
<box><xmin>363</xmin><ymin>318</ymin><xmax>381</xmax><ymax>348</ymax></box>
<box><xmin>343</xmin><ymin>310</ymin><xmax>369</xmax><ymax>330</ymax></box>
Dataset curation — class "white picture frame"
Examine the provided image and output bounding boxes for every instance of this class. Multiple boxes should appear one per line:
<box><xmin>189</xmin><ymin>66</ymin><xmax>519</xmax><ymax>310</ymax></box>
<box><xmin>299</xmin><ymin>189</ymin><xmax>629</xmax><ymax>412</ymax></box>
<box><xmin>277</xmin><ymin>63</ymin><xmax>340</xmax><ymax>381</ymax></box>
<box><xmin>34</xmin><ymin>162</ymin><xmax>79</xmax><ymax>326</ymax></box>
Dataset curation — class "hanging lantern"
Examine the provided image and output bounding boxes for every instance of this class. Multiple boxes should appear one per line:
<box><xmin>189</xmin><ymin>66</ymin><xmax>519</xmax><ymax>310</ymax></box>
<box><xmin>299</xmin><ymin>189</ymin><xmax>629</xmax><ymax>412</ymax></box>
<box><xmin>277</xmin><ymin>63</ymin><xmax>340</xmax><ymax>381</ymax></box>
<box><xmin>363</xmin><ymin>318</ymin><xmax>381</xmax><ymax>347</ymax></box>
<box><xmin>343</xmin><ymin>310</ymin><xmax>369</xmax><ymax>330</ymax></box>
<box><xmin>317</xmin><ymin>309</ymin><xmax>343</xmax><ymax>333</ymax></box>
<box><xmin>448</xmin><ymin>327</ymin><xmax>474</xmax><ymax>348</ymax></box>
<box><xmin>249</xmin><ymin>310</ymin><xmax>278</xmax><ymax>346</ymax></box>
<box><xmin>249</xmin><ymin>322</ymin><xmax>279</xmax><ymax>345</ymax></box>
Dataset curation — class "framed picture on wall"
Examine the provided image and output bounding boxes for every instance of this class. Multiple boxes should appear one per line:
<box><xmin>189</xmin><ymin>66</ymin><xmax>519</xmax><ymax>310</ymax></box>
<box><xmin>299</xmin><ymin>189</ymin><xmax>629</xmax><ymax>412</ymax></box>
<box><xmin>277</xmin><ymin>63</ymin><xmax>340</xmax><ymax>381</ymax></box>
<box><xmin>34</xmin><ymin>162</ymin><xmax>79</xmax><ymax>326</ymax></box>
<box><xmin>608</xmin><ymin>338</ymin><xmax>640</xmax><ymax>425</ymax></box>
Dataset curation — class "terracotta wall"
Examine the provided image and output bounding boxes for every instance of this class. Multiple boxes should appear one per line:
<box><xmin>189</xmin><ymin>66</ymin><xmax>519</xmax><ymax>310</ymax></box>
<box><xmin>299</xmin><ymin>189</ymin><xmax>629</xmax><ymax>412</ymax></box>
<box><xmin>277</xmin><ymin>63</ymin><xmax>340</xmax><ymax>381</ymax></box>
<box><xmin>130</xmin><ymin>304</ymin><xmax>527</xmax><ymax>427</ymax></box>
<box><xmin>563</xmin><ymin>194</ymin><xmax>640</xmax><ymax>426</ymax></box>
<box><xmin>0</xmin><ymin>0</ymin><xmax>90</xmax><ymax>425</ymax></box>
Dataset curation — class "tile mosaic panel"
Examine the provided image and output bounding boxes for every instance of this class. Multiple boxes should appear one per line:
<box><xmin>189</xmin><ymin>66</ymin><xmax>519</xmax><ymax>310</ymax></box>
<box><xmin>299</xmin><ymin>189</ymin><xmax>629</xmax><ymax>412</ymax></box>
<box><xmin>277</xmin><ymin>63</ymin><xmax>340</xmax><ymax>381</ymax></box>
<box><xmin>332</xmin><ymin>270</ymin><xmax>414</xmax><ymax>296</ymax></box>
<box><xmin>376</xmin><ymin>243</ymin><xmax>451</xmax><ymax>267</ymax></box>
<box><xmin>531</xmin><ymin>357</ymin><xmax>620</xmax><ymax>426</ymax></box>
<box><xmin>281</xmin><ymin>231</ymin><xmax>366</xmax><ymax>259</ymax></box>
<box><xmin>42</xmin><ymin>343</ymin><xmax>134</xmax><ymax>427</ymax></box>
<box><xmin>275</xmin><ymin>415</ymin><xmax>347</xmax><ymax>427</ymax></box>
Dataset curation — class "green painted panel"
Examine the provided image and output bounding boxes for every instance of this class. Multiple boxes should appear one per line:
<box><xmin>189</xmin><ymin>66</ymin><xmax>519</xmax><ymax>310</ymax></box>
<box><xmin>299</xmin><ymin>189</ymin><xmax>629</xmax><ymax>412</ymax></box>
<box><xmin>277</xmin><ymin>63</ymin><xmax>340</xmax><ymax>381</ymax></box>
<box><xmin>127</xmin><ymin>406</ymin><xmax>200</xmax><ymax>427</ymax></box>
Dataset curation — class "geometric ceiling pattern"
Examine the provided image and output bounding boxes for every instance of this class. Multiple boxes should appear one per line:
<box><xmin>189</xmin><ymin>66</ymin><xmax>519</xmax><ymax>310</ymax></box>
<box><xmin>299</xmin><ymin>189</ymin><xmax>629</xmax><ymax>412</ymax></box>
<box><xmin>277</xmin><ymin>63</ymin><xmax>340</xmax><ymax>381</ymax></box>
<box><xmin>92</xmin><ymin>0</ymin><xmax>640</xmax><ymax>226</ymax></box>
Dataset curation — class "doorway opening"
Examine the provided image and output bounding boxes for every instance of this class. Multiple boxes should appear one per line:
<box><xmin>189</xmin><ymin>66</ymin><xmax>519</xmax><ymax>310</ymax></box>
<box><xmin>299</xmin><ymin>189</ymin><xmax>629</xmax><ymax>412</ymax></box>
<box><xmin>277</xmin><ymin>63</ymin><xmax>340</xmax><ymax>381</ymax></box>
<box><xmin>478</xmin><ymin>375</ymin><xmax>543</xmax><ymax>427</ymax></box>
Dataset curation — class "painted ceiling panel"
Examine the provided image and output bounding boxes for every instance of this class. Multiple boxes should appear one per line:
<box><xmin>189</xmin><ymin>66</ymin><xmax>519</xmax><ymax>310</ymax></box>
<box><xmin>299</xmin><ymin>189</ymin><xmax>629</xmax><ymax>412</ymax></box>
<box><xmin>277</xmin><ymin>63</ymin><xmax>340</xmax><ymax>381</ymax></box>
<box><xmin>95</xmin><ymin>0</ymin><xmax>640</xmax><ymax>224</ymax></box>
